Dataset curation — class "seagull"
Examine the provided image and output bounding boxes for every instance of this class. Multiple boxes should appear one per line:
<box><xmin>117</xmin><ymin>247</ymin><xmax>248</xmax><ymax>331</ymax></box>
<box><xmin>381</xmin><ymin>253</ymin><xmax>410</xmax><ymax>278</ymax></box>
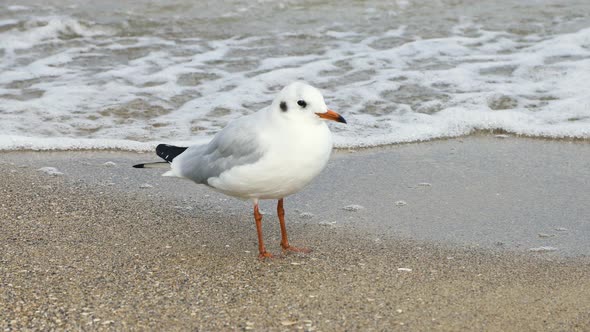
<box><xmin>133</xmin><ymin>82</ymin><xmax>346</xmax><ymax>259</ymax></box>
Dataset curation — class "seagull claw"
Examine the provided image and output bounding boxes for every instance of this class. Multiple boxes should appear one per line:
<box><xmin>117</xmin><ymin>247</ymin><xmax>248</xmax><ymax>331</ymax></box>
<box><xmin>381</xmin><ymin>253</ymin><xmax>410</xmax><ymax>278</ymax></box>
<box><xmin>258</xmin><ymin>251</ymin><xmax>275</xmax><ymax>260</ymax></box>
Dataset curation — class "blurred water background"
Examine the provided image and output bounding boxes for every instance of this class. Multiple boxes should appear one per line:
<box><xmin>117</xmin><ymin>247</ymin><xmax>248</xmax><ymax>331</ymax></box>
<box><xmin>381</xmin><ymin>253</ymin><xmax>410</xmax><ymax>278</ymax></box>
<box><xmin>1</xmin><ymin>0</ymin><xmax>590</xmax><ymax>150</ymax></box>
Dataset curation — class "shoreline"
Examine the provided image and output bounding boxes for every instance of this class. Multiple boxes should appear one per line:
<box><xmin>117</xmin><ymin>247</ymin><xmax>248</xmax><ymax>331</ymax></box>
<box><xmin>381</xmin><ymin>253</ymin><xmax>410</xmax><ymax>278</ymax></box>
<box><xmin>1</xmin><ymin>136</ymin><xmax>590</xmax><ymax>330</ymax></box>
<box><xmin>2</xmin><ymin>136</ymin><xmax>589</xmax><ymax>257</ymax></box>
<box><xmin>1</xmin><ymin>132</ymin><xmax>589</xmax><ymax>154</ymax></box>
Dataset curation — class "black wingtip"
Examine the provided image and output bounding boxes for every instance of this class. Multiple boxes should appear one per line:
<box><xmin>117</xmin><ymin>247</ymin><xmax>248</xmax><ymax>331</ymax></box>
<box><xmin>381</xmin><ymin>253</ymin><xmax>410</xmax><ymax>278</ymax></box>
<box><xmin>156</xmin><ymin>144</ymin><xmax>188</xmax><ymax>162</ymax></box>
<box><xmin>132</xmin><ymin>164</ymin><xmax>144</xmax><ymax>168</ymax></box>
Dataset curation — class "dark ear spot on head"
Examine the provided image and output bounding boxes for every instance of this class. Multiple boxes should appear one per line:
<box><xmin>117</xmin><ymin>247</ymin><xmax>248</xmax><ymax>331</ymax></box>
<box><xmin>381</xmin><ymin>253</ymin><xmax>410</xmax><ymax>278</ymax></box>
<box><xmin>280</xmin><ymin>101</ymin><xmax>288</xmax><ymax>112</ymax></box>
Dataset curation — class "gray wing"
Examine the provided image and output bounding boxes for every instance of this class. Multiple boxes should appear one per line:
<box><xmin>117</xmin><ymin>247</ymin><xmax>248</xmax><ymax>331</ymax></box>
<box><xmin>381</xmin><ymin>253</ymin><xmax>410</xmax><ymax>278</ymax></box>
<box><xmin>173</xmin><ymin>116</ymin><xmax>266</xmax><ymax>184</ymax></box>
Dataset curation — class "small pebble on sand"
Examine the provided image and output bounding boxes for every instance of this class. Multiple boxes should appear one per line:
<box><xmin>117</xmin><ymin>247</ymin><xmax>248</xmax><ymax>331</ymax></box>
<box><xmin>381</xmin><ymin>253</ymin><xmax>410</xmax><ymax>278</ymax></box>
<box><xmin>343</xmin><ymin>204</ymin><xmax>364</xmax><ymax>211</ymax></box>
<box><xmin>397</xmin><ymin>268</ymin><xmax>412</xmax><ymax>272</ymax></box>
<box><xmin>528</xmin><ymin>246</ymin><xmax>558</xmax><ymax>252</ymax></box>
<box><xmin>139</xmin><ymin>183</ymin><xmax>153</xmax><ymax>189</ymax></box>
<box><xmin>103</xmin><ymin>161</ymin><xmax>117</xmax><ymax>167</ymax></box>
<box><xmin>38</xmin><ymin>167</ymin><xmax>64</xmax><ymax>176</ymax></box>
<box><xmin>299</xmin><ymin>212</ymin><xmax>314</xmax><ymax>219</ymax></box>
<box><xmin>395</xmin><ymin>200</ymin><xmax>407</xmax><ymax>206</ymax></box>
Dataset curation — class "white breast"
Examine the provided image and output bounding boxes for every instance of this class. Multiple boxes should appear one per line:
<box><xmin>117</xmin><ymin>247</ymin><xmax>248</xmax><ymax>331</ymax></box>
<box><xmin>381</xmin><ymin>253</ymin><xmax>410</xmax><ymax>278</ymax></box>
<box><xmin>208</xmin><ymin>119</ymin><xmax>333</xmax><ymax>200</ymax></box>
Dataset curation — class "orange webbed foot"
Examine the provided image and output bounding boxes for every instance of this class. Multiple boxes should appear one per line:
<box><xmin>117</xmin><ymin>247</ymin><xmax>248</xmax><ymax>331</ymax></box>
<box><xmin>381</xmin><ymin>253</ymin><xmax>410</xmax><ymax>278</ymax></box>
<box><xmin>258</xmin><ymin>251</ymin><xmax>275</xmax><ymax>260</ymax></box>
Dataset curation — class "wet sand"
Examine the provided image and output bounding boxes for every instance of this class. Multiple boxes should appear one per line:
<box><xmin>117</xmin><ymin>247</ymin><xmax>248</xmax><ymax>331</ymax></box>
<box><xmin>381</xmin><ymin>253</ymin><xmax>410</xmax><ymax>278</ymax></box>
<box><xmin>1</xmin><ymin>136</ymin><xmax>590</xmax><ymax>330</ymax></box>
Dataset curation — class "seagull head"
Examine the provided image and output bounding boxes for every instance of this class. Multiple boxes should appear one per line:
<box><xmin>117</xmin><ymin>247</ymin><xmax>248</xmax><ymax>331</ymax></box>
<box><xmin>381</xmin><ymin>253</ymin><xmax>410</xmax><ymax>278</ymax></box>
<box><xmin>272</xmin><ymin>82</ymin><xmax>347</xmax><ymax>125</ymax></box>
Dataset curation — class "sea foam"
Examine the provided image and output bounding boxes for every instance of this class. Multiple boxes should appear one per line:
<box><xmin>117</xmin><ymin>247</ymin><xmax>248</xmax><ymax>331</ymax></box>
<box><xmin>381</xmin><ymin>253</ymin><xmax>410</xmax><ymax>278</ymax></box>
<box><xmin>1</xmin><ymin>10</ymin><xmax>589</xmax><ymax>151</ymax></box>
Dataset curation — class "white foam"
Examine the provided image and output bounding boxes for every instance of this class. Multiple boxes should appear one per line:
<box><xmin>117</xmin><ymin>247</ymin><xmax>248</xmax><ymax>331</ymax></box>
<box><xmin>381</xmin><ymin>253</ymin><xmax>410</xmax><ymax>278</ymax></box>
<box><xmin>0</xmin><ymin>19</ymin><xmax>19</xmax><ymax>27</ymax></box>
<box><xmin>1</xmin><ymin>135</ymin><xmax>153</xmax><ymax>151</ymax></box>
<box><xmin>1</xmin><ymin>13</ymin><xmax>589</xmax><ymax>151</ymax></box>
<box><xmin>0</xmin><ymin>16</ymin><xmax>109</xmax><ymax>53</ymax></box>
<box><xmin>7</xmin><ymin>5</ymin><xmax>30</xmax><ymax>11</ymax></box>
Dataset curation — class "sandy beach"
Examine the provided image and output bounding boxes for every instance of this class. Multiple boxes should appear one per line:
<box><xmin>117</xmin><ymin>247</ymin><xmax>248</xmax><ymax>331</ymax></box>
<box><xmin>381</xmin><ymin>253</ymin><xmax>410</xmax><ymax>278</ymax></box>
<box><xmin>1</xmin><ymin>136</ymin><xmax>590</xmax><ymax>331</ymax></box>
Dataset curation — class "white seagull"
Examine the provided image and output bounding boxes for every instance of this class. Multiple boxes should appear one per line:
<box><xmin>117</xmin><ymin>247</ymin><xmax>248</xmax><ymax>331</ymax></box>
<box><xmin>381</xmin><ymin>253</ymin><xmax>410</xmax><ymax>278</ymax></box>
<box><xmin>134</xmin><ymin>82</ymin><xmax>346</xmax><ymax>259</ymax></box>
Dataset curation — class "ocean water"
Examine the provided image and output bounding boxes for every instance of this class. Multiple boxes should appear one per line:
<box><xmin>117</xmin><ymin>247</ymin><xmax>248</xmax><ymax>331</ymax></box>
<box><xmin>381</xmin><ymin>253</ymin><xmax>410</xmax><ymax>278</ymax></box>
<box><xmin>1</xmin><ymin>0</ymin><xmax>590</xmax><ymax>150</ymax></box>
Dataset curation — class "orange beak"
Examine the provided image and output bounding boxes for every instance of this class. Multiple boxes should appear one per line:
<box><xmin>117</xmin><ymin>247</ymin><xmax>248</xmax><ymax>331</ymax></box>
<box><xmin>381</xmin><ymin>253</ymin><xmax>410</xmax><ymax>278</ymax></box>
<box><xmin>316</xmin><ymin>109</ymin><xmax>347</xmax><ymax>124</ymax></box>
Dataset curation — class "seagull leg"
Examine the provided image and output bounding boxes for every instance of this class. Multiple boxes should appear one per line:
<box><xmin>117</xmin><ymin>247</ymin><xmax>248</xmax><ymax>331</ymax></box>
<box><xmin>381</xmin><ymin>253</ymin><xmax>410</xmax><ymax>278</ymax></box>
<box><xmin>254</xmin><ymin>203</ymin><xmax>273</xmax><ymax>260</ymax></box>
<box><xmin>278</xmin><ymin>198</ymin><xmax>311</xmax><ymax>254</ymax></box>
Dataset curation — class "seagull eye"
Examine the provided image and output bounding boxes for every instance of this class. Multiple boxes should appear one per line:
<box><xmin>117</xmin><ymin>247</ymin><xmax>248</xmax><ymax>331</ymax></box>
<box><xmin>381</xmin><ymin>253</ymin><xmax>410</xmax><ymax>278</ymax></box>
<box><xmin>297</xmin><ymin>100</ymin><xmax>307</xmax><ymax>108</ymax></box>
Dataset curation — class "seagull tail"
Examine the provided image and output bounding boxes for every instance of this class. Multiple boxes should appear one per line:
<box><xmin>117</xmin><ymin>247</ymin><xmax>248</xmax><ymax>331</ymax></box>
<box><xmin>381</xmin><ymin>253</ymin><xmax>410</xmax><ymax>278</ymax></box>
<box><xmin>133</xmin><ymin>144</ymin><xmax>188</xmax><ymax>174</ymax></box>
<box><xmin>132</xmin><ymin>162</ymin><xmax>169</xmax><ymax>169</ymax></box>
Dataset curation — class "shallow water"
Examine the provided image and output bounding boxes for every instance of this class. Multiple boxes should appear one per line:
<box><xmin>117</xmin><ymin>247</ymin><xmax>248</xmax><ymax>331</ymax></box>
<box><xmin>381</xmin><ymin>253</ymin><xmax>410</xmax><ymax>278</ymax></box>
<box><xmin>1</xmin><ymin>0</ymin><xmax>590</xmax><ymax>150</ymax></box>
